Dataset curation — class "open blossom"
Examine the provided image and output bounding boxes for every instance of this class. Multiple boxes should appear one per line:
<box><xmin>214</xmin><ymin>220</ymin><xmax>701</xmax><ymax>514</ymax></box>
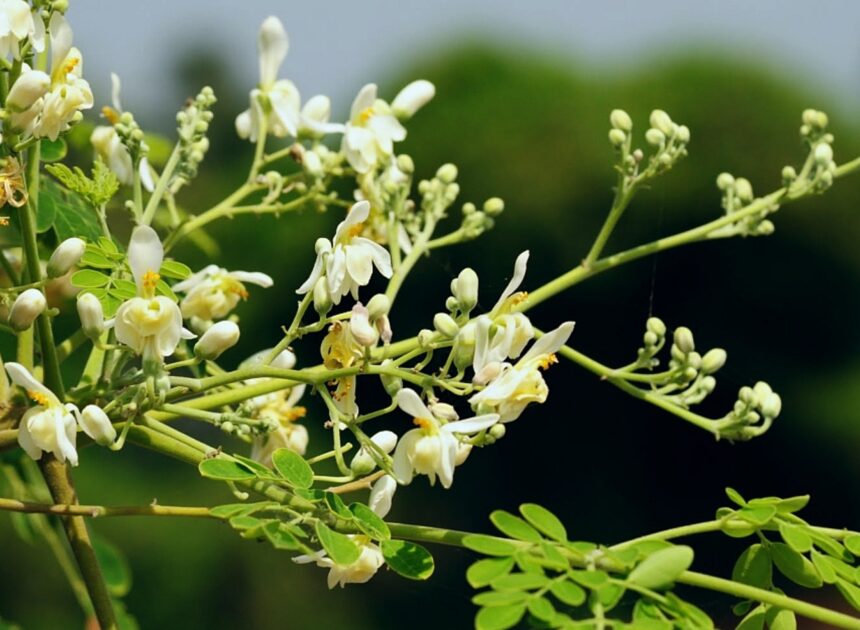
<box><xmin>173</xmin><ymin>264</ymin><xmax>273</xmax><ymax>321</ymax></box>
<box><xmin>114</xmin><ymin>226</ymin><xmax>192</xmax><ymax>360</ymax></box>
<box><xmin>393</xmin><ymin>388</ymin><xmax>499</xmax><ymax>488</ymax></box>
<box><xmin>6</xmin><ymin>362</ymin><xmax>78</xmax><ymax>465</ymax></box>
<box><xmin>249</xmin><ymin>384</ymin><xmax>308</xmax><ymax>462</ymax></box>
<box><xmin>0</xmin><ymin>0</ymin><xmax>42</xmax><ymax>60</ymax></box>
<box><xmin>294</xmin><ymin>536</ymin><xmax>385</xmax><ymax>589</ymax></box>
<box><xmin>296</xmin><ymin>200</ymin><xmax>392</xmax><ymax>305</ymax></box>
<box><xmin>341</xmin><ymin>83</ymin><xmax>407</xmax><ymax>174</ymax></box>
<box><xmin>469</xmin><ymin>321</ymin><xmax>575</xmax><ymax>422</ymax></box>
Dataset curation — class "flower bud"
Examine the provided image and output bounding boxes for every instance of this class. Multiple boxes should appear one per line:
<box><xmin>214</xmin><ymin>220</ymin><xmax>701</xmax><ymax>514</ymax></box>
<box><xmin>417</xmin><ymin>329</ymin><xmax>434</xmax><ymax>348</ymax></box>
<box><xmin>489</xmin><ymin>424</ymin><xmax>506</xmax><ymax>440</ymax></box>
<box><xmin>350</xmin><ymin>304</ymin><xmax>378</xmax><ymax>347</ymax></box>
<box><xmin>781</xmin><ymin>165</ymin><xmax>797</xmax><ymax>184</ymax></box>
<box><xmin>609</xmin><ymin>109</ymin><xmax>633</xmax><ymax>132</ymax></box>
<box><xmin>79</xmin><ymin>405</ymin><xmax>117</xmax><ymax>446</ymax></box>
<box><xmin>453</xmin><ymin>268</ymin><xmax>479</xmax><ymax>312</ymax></box>
<box><xmin>483</xmin><ymin>197</ymin><xmax>504</xmax><ymax>216</ymax></box>
<box><xmin>366</xmin><ymin>294</ymin><xmax>391</xmax><ymax>321</ymax></box>
<box><xmin>194</xmin><ymin>321</ymin><xmax>240</xmax><ymax>360</ymax></box>
<box><xmin>9</xmin><ymin>288</ymin><xmax>46</xmax><ymax>331</ymax></box>
<box><xmin>379</xmin><ymin>360</ymin><xmax>403</xmax><ymax>396</ymax></box>
<box><xmin>608</xmin><ymin>128</ymin><xmax>627</xmax><ymax>147</ymax></box>
<box><xmin>313</xmin><ymin>276</ymin><xmax>332</xmax><ymax>315</ymax></box>
<box><xmin>716</xmin><ymin>172</ymin><xmax>735</xmax><ymax>190</ymax></box>
<box><xmin>429</xmin><ymin>401</ymin><xmax>458</xmax><ymax>421</ymax></box>
<box><xmin>436</xmin><ymin>163</ymin><xmax>458</xmax><ymax>184</ymax></box>
<box><xmin>271</xmin><ymin>348</ymin><xmax>297</xmax><ymax>370</ymax></box>
<box><xmin>396</xmin><ymin>154</ymin><xmax>415</xmax><ymax>174</ymax></box>
<box><xmin>47</xmin><ymin>237</ymin><xmax>86</xmax><ymax>278</ymax></box>
<box><xmin>673</xmin><ymin>326</ymin><xmax>695</xmax><ymax>354</ymax></box>
<box><xmin>646</xmin><ymin>317</ymin><xmax>666</xmax><ymax>337</ymax></box>
<box><xmin>77</xmin><ymin>292</ymin><xmax>104</xmax><ymax>340</ymax></box>
<box><xmin>649</xmin><ymin>109</ymin><xmax>675</xmax><ymax>136</ymax></box>
<box><xmin>645</xmin><ymin>128</ymin><xmax>665</xmax><ymax>146</ymax></box>
<box><xmin>701</xmin><ymin>348</ymin><xmax>727</xmax><ymax>374</ymax></box>
<box><xmin>675</xmin><ymin>125</ymin><xmax>691</xmax><ymax>143</ymax></box>
<box><xmin>643</xmin><ymin>331</ymin><xmax>658</xmax><ymax>347</ymax></box>
<box><xmin>814</xmin><ymin>143</ymin><xmax>833</xmax><ymax>166</ymax></box>
<box><xmin>734</xmin><ymin>178</ymin><xmax>754</xmax><ymax>203</ymax></box>
<box><xmin>433</xmin><ymin>312</ymin><xmax>459</xmax><ymax>338</ymax></box>
<box><xmin>391</xmin><ymin>79</ymin><xmax>435</xmax><ymax>119</ymax></box>
<box><xmin>761</xmin><ymin>392</ymin><xmax>782</xmax><ymax>418</ymax></box>
<box><xmin>6</xmin><ymin>70</ymin><xmax>50</xmax><ymax>112</ymax></box>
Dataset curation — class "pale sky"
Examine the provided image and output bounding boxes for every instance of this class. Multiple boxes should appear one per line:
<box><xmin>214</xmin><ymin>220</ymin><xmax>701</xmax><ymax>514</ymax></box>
<box><xmin>68</xmin><ymin>1</ymin><xmax>860</xmax><ymax>122</ymax></box>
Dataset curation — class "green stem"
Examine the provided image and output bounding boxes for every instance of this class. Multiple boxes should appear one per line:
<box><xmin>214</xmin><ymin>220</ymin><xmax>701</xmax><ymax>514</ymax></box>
<box><xmin>583</xmin><ymin>174</ymin><xmax>635</xmax><ymax>265</ymax></box>
<box><xmin>0</xmin><ymin>497</ymin><xmax>215</xmax><ymax>518</ymax></box>
<box><xmin>140</xmin><ymin>144</ymin><xmax>181</xmax><ymax>226</ymax></box>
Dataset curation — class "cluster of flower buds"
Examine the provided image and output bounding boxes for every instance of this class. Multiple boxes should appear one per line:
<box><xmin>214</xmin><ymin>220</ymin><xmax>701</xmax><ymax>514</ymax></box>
<box><xmin>174</xmin><ymin>86</ymin><xmax>216</xmax><ymax>186</ymax></box>
<box><xmin>721</xmin><ymin>381</ymin><xmax>782</xmax><ymax>439</ymax></box>
<box><xmin>665</xmin><ymin>326</ymin><xmax>724</xmax><ymax>406</ymax></box>
<box><xmin>634</xmin><ymin>316</ymin><xmax>667</xmax><ymax>369</ymax></box>
<box><xmin>643</xmin><ymin>109</ymin><xmax>690</xmax><ymax>176</ymax></box>
<box><xmin>716</xmin><ymin>172</ymin><xmax>775</xmax><ymax>236</ymax></box>
<box><xmin>418</xmin><ymin>163</ymin><xmax>461</xmax><ymax>219</ymax></box>
<box><xmin>460</xmin><ymin>196</ymin><xmax>503</xmax><ymax>241</ymax></box>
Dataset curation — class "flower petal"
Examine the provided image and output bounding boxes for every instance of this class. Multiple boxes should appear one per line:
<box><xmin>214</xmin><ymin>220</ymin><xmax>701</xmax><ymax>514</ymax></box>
<box><xmin>392</xmin><ymin>430</ymin><xmax>419</xmax><ymax>485</ymax></box>
<box><xmin>444</xmin><ymin>414</ymin><xmax>499</xmax><ymax>435</ymax></box>
<box><xmin>493</xmin><ymin>250</ymin><xmax>529</xmax><ymax>312</ymax></box>
<box><xmin>520</xmin><ymin>321</ymin><xmax>575</xmax><ymax>365</ymax></box>
<box><xmin>258</xmin><ymin>16</ymin><xmax>288</xmax><ymax>87</ymax></box>
<box><xmin>350</xmin><ymin>83</ymin><xmax>376</xmax><ymax>122</ymax></box>
<box><xmin>5</xmin><ymin>362</ymin><xmax>57</xmax><ymax>405</ymax></box>
<box><xmin>334</xmin><ymin>201</ymin><xmax>371</xmax><ymax>243</ymax></box>
<box><xmin>369</xmin><ymin>474</ymin><xmax>397</xmax><ymax>517</ymax></box>
<box><xmin>229</xmin><ymin>271</ymin><xmax>273</xmax><ymax>288</ymax></box>
<box><xmin>128</xmin><ymin>225</ymin><xmax>164</xmax><ymax>292</ymax></box>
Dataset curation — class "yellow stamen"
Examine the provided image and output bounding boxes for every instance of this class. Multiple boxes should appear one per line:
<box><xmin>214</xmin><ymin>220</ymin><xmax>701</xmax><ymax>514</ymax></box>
<box><xmin>358</xmin><ymin>107</ymin><xmax>374</xmax><ymax>124</ymax></box>
<box><xmin>284</xmin><ymin>406</ymin><xmax>307</xmax><ymax>422</ymax></box>
<box><xmin>63</xmin><ymin>57</ymin><xmax>80</xmax><ymax>75</ymax></box>
<box><xmin>412</xmin><ymin>417</ymin><xmax>433</xmax><ymax>429</ymax></box>
<box><xmin>538</xmin><ymin>353</ymin><xmax>558</xmax><ymax>370</ymax></box>
<box><xmin>347</xmin><ymin>222</ymin><xmax>364</xmax><ymax>238</ymax></box>
<box><xmin>142</xmin><ymin>270</ymin><xmax>160</xmax><ymax>292</ymax></box>
<box><xmin>28</xmin><ymin>390</ymin><xmax>50</xmax><ymax>406</ymax></box>
<box><xmin>102</xmin><ymin>106</ymin><xmax>120</xmax><ymax>125</ymax></box>
<box><xmin>510</xmin><ymin>291</ymin><xmax>529</xmax><ymax>306</ymax></box>
<box><xmin>222</xmin><ymin>278</ymin><xmax>249</xmax><ymax>300</ymax></box>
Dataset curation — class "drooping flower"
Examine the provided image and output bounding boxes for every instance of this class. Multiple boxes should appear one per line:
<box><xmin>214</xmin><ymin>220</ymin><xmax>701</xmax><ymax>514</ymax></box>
<box><xmin>341</xmin><ymin>83</ymin><xmax>406</xmax><ymax>174</ymax></box>
<box><xmin>6</xmin><ymin>362</ymin><xmax>78</xmax><ymax>465</ymax></box>
<box><xmin>469</xmin><ymin>321</ymin><xmax>574</xmax><ymax>422</ymax></box>
<box><xmin>114</xmin><ymin>226</ymin><xmax>191</xmax><ymax>361</ymax></box>
<box><xmin>368</xmin><ymin>474</ymin><xmax>397</xmax><ymax>518</ymax></box>
<box><xmin>392</xmin><ymin>388</ymin><xmax>498</xmax><ymax>488</ymax></box>
<box><xmin>293</xmin><ymin>536</ymin><xmax>385</xmax><ymax>588</ymax></box>
<box><xmin>296</xmin><ymin>200</ymin><xmax>392</xmax><ymax>305</ymax></box>
<box><xmin>172</xmin><ymin>264</ymin><xmax>273</xmax><ymax>321</ymax></box>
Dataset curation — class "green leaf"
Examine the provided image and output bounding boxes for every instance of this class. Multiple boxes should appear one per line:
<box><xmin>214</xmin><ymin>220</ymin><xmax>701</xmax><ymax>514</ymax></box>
<box><xmin>628</xmin><ymin>545</ymin><xmax>694</xmax><ymax>590</ymax></box>
<box><xmin>198</xmin><ymin>458</ymin><xmax>256</xmax><ymax>481</ymax></box>
<box><xmin>491</xmin><ymin>572</ymin><xmax>549</xmax><ymax>591</ymax></box>
<box><xmin>324</xmin><ymin>492</ymin><xmax>352</xmax><ymax>519</ymax></box>
<box><xmin>467</xmin><ymin>557</ymin><xmax>515</xmax><ymax>588</ymax></box>
<box><xmin>725</xmin><ymin>487</ymin><xmax>747</xmax><ymax>507</ymax></box>
<box><xmin>380</xmin><ymin>539</ymin><xmax>434</xmax><ymax>580</ymax></box>
<box><xmin>110</xmin><ymin>279</ymin><xmax>137</xmax><ymax>299</ymax></box>
<box><xmin>519</xmin><ymin>503</ymin><xmax>567</xmax><ymax>542</ymax></box>
<box><xmin>349</xmin><ymin>502</ymin><xmax>391</xmax><ymax>540</ymax></box>
<box><xmin>209</xmin><ymin>501</ymin><xmax>275</xmax><ymax>519</ymax></box>
<box><xmin>97</xmin><ymin>236</ymin><xmax>119</xmax><ymax>254</ymax></box>
<box><xmin>770</xmin><ymin>543</ymin><xmax>822</xmax><ymax>588</ymax></box>
<box><xmin>271</xmin><ymin>448</ymin><xmax>313</xmax><ymax>489</ymax></box>
<box><xmin>809</xmin><ymin>531</ymin><xmax>850</xmax><ymax>560</ymax></box>
<box><xmin>720</xmin><ymin>517</ymin><xmax>758</xmax><ymax>538</ymax></box>
<box><xmin>315</xmin><ymin>521</ymin><xmax>360</xmax><ymax>566</ymax></box>
<box><xmin>71</xmin><ymin>269</ymin><xmax>110</xmax><ymax>288</ymax></box>
<box><xmin>155</xmin><ymin>279</ymin><xmax>177</xmax><ymax>302</ymax></box>
<box><xmin>595</xmin><ymin>582</ymin><xmax>625</xmax><ymax>610</ymax></box>
<box><xmin>228</xmin><ymin>515</ymin><xmax>265</xmax><ymax>531</ymax></box>
<box><xmin>263</xmin><ymin>521</ymin><xmax>301</xmax><ymax>550</ymax></box>
<box><xmin>810</xmin><ymin>549</ymin><xmax>838</xmax><ymax>584</ymax></box>
<box><xmin>736</xmin><ymin>609</ymin><xmax>766</xmax><ymax>630</ymax></box>
<box><xmin>92</xmin><ymin>536</ymin><xmax>132</xmax><ymax>597</ymax></box>
<box><xmin>568</xmin><ymin>569</ymin><xmax>609</xmax><ymax>589</ymax></box>
<box><xmin>80</xmin><ymin>246</ymin><xmax>114</xmax><ymax>269</ymax></box>
<box><xmin>42</xmin><ymin>177</ymin><xmax>103</xmax><ymax>241</ymax></box>
<box><xmin>778</xmin><ymin>522</ymin><xmax>813</xmax><ymax>553</ymax></box>
<box><xmin>526</xmin><ymin>596</ymin><xmax>556</xmax><ymax>622</ymax></box>
<box><xmin>766</xmin><ymin>607</ymin><xmax>797</xmax><ymax>630</ymax></box>
<box><xmin>549</xmin><ymin>579</ymin><xmax>586</xmax><ymax>606</ymax></box>
<box><xmin>736</xmin><ymin>505</ymin><xmax>777</xmax><ymax>526</ymax></box>
<box><xmin>538</xmin><ymin>541</ymin><xmax>567</xmax><ymax>569</ymax></box>
<box><xmin>772</xmin><ymin>495</ymin><xmax>810</xmax><ymax>515</ymax></box>
<box><xmin>844</xmin><ymin>535</ymin><xmax>860</xmax><ymax>556</ymax></box>
<box><xmin>490</xmin><ymin>510</ymin><xmax>543</xmax><ymax>543</ymax></box>
<box><xmin>732</xmin><ymin>544</ymin><xmax>772</xmax><ymax>588</ymax></box>
<box><xmin>472</xmin><ymin>590</ymin><xmax>529</xmax><ymax>607</ymax></box>
<box><xmin>836</xmin><ymin>577</ymin><xmax>860</xmax><ymax>612</ymax></box>
<box><xmin>160</xmin><ymin>260</ymin><xmax>192</xmax><ymax>280</ymax></box>
<box><xmin>40</xmin><ymin>138</ymin><xmax>67</xmax><ymax>162</ymax></box>
<box><xmin>475</xmin><ymin>604</ymin><xmax>526</xmax><ymax>630</ymax></box>
<box><xmin>463</xmin><ymin>534</ymin><xmax>520</xmax><ymax>557</ymax></box>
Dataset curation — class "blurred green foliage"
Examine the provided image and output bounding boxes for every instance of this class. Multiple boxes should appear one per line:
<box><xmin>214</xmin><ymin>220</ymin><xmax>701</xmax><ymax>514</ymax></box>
<box><xmin>2</xmin><ymin>42</ymin><xmax>860</xmax><ymax>628</ymax></box>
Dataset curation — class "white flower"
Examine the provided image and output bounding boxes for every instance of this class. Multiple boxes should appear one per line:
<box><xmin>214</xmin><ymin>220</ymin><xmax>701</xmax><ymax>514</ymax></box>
<box><xmin>114</xmin><ymin>226</ymin><xmax>190</xmax><ymax>360</ymax></box>
<box><xmin>8</xmin><ymin>287</ymin><xmax>45</xmax><ymax>331</ymax></box>
<box><xmin>368</xmin><ymin>474</ymin><xmax>397</xmax><ymax>518</ymax></box>
<box><xmin>296</xmin><ymin>200</ymin><xmax>392</xmax><ymax>305</ymax></box>
<box><xmin>46</xmin><ymin>237</ymin><xmax>85</xmax><ymax>278</ymax></box>
<box><xmin>341</xmin><ymin>83</ymin><xmax>406</xmax><ymax>174</ymax></box>
<box><xmin>391</xmin><ymin>79</ymin><xmax>435</xmax><ymax>120</ymax></box>
<box><xmin>77</xmin><ymin>292</ymin><xmax>104</xmax><ymax>340</ymax></box>
<box><xmin>392</xmin><ymin>388</ymin><xmax>498</xmax><ymax>488</ymax></box>
<box><xmin>79</xmin><ymin>404</ymin><xmax>116</xmax><ymax>446</ymax></box>
<box><xmin>299</xmin><ymin>94</ymin><xmax>343</xmax><ymax>137</ymax></box>
<box><xmin>194</xmin><ymin>320</ymin><xmax>240</xmax><ymax>360</ymax></box>
<box><xmin>350</xmin><ymin>430</ymin><xmax>397</xmax><ymax>475</ymax></box>
<box><xmin>6</xmin><ymin>67</ymin><xmax>49</xmax><ymax>111</ymax></box>
<box><xmin>32</xmin><ymin>13</ymin><xmax>93</xmax><ymax>140</ymax></box>
<box><xmin>249</xmin><ymin>383</ymin><xmax>309</xmax><ymax>463</ymax></box>
<box><xmin>294</xmin><ymin>537</ymin><xmax>385</xmax><ymax>588</ymax></box>
<box><xmin>173</xmin><ymin>264</ymin><xmax>273</xmax><ymax>321</ymax></box>
<box><xmin>472</xmin><ymin>251</ymin><xmax>535</xmax><ymax>384</ymax></box>
<box><xmin>0</xmin><ymin>0</ymin><xmax>40</xmax><ymax>60</ymax></box>
<box><xmin>469</xmin><ymin>322</ymin><xmax>574</xmax><ymax>422</ymax></box>
<box><xmin>349</xmin><ymin>302</ymin><xmax>378</xmax><ymax>347</ymax></box>
<box><xmin>6</xmin><ymin>362</ymin><xmax>78</xmax><ymax>465</ymax></box>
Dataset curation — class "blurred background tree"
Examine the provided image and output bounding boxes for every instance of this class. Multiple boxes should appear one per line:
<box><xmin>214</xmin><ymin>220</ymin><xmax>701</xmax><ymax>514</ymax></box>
<box><xmin>2</xmin><ymin>14</ymin><xmax>860</xmax><ymax>630</ymax></box>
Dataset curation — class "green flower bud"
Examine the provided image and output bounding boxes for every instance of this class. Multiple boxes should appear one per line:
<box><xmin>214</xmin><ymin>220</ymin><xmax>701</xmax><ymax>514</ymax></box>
<box><xmin>445</xmin><ymin>296</ymin><xmax>459</xmax><ymax>312</ymax></box>
<box><xmin>646</xmin><ymin>317</ymin><xmax>666</xmax><ymax>337</ymax></box>
<box><xmin>673</xmin><ymin>326</ymin><xmax>695</xmax><ymax>354</ymax></box>
<box><xmin>489</xmin><ymin>424</ymin><xmax>506</xmax><ymax>440</ymax></box>
<box><xmin>380</xmin><ymin>361</ymin><xmax>403</xmax><ymax>396</ymax></box>
<box><xmin>610</xmin><ymin>109</ymin><xmax>633</xmax><ymax>132</ymax></box>
<box><xmin>643</xmin><ymin>331</ymin><xmax>658</xmax><ymax>347</ymax></box>
<box><xmin>761</xmin><ymin>392</ymin><xmax>782</xmax><ymax>418</ymax></box>
<box><xmin>313</xmin><ymin>276</ymin><xmax>332</xmax><ymax>316</ymax></box>
<box><xmin>738</xmin><ymin>386</ymin><xmax>756</xmax><ymax>405</ymax></box>
<box><xmin>77</xmin><ymin>292</ymin><xmax>104</xmax><ymax>340</ymax></box>
<box><xmin>418</xmin><ymin>329</ymin><xmax>435</xmax><ymax>348</ymax></box>
<box><xmin>645</xmin><ymin>128</ymin><xmax>665</xmax><ymax>146</ymax></box>
<box><xmin>79</xmin><ymin>405</ymin><xmax>116</xmax><ymax>446</ymax></box>
<box><xmin>734</xmin><ymin>177</ymin><xmax>753</xmax><ymax>203</ymax></box>
<box><xmin>781</xmin><ymin>165</ymin><xmax>797</xmax><ymax>184</ymax></box>
<box><xmin>701</xmin><ymin>376</ymin><xmax>716</xmax><ymax>394</ymax></box>
<box><xmin>195</xmin><ymin>321</ymin><xmax>240</xmax><ymax>360</ymax></box>
<box><xmin>701</xmin><ymin>348</ymin><xmax>727</xmax><ymax>374</ymax></box>
<box><xmin>716</xmin><ymin>172</ymin><xmax>735</xmax><ymax>190</ymax></box>
<box><xmin>462</xmin><ymin>202</ymin><xmax>476</xmax><ymax>215</ymax></box>
<box><xmin>366</xmin><ymin>294</ymin><xmax>391</xmax><ymax>321</ymax></box>
<box><xmin>675</xmin><ymin>125</ymin><xmax>691</xmax><ymax>143</ymax></box>
<box><xmin>649</xmin><ymin>109</ymin><xmax>675</xmax><ymax>136</ymax></box>
<box><xmin>814</xmin><ymin>143</ymin><xmax>833</xmax><ymax>166</ymax></box>
<box><xmin>396</xmin><ymin>154</ymin><xmax>415</xmax><ymax>174</ymax></box>
<box><xmin>483</xmin><ymin>197</ymin><xmax>505</xmax><ymax>216</ymax></box>
<box><xmin>436</xmin><ymin>163</ymin><xmax>458</xmax><ymax>184</ymax></box>
<box><xmin>433</xmin><ymin>312</ymin><xmax>460</xmax><ymax>338</ymax></box>
<box><xmin>608</xmin><ymin>128</ymin><xmax>627</xmax><ymax>147</ymax></box>
<box><xmin>453</xmin><ymin>268</ymin><xmax>479</xmax><ymax>312</ymax></box>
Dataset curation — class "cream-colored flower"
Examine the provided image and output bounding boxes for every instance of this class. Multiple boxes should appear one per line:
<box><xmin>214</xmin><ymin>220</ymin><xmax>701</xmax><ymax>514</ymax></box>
<box><xmin>173</xmin><ymin>264</ymin><xmax>273</xmax><ymax>321</ymax></box>
<box><xmin>6</xmin><ymin>362</ymin><xmax>78</xmax><ymax>465</ymax></box>
<box><xmin>0</xmin><ymin>0</ymin><xmax>41</xmax><ymax>60</ymax></box>
<box><xmin>469</xmin><ymin>322</ymin><xmax>574</xmax><ymax>422</ymax></box>
<box><xmin>114</xmin><ymin>226</ymin><xmax>191</xmax><ymax>360</ymax></box>
<box><xmin>341</xmin><ymin>83</ymin><xmax>406</xmax><ymax>174</ymax></box>
<box><xmin>249</xmin><ymin>384</ymin><xmax>308</xmax><ymax>463</ymax></box>
<box><xmin>294</xmin><ymin>536</ymin><xmax>385</xmax><ymax>588</ymax></box>
<box><xmin>296</xmin><ymin>200</ymin><xmax>392</xmax><ymax>305</ymax></box>
<box><xmin>392</xmin><ymin>388</ymin><xmax>498</xmax><ymax>488</ymax></box>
